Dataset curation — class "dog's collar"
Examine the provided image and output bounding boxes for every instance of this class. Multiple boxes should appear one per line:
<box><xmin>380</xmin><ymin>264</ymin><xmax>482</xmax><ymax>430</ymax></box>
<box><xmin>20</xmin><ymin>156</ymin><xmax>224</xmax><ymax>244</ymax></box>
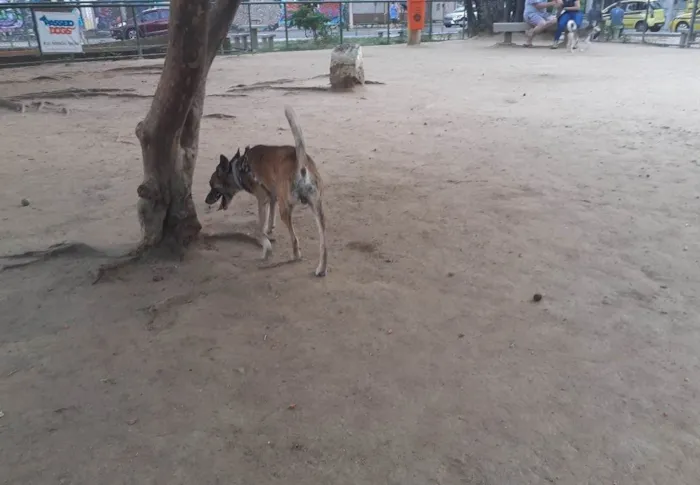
<box><xmin>232</xmin><ymin>157</ymin><xmax>255</xmax><ymax>194</ymax></box>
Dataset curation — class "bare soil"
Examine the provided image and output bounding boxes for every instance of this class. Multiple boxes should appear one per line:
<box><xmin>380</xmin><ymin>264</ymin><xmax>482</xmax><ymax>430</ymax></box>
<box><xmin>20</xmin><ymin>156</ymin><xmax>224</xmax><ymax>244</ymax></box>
<box><xmin>1</xmin><ymin>39</ymin><xmax>699</xmax><ymax>485</ymax></box>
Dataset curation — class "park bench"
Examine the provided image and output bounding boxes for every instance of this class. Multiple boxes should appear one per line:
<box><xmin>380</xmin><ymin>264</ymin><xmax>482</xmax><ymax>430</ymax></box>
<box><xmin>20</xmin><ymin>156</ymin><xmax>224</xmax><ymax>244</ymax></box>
<box><xmin>259</xmin><ymin>33</ymin><xmax>276</xmax><ymax>50</ymax></box>
<box><xmin>231</xmin><ymin>32</ymin><xmax>249</xmax><ymax>50</ymax></box>
<box><xmin>377</xmin><ymin>29</ymin><xmax>406</xmax><ymax>39</ymax></box>
<box><xmin>493</xmin><ymin>22</ymin><xmax>529</xmax><ymax>45</ymax></box>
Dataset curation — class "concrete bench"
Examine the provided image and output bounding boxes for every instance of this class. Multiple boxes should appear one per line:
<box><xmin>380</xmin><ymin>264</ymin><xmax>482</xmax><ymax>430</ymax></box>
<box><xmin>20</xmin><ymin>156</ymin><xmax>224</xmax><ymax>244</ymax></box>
<box><xmin>231</xmin><ymin>33</ymin><xmax>249</xmax><ymax>51</ymax></box>
<box><xmin>259</xmin><ymin>33</ymin><xmax>275</xmax><ymax>50</ymax></box>
<box><xmin>493</xmin><ymin>22</ymin><xmax>529</xmax><ymax>45</ymax></box>
<box><xmin>377</xmin><ymin>29</ymin><xmax>406</xmax><ymax>39</ymax></box>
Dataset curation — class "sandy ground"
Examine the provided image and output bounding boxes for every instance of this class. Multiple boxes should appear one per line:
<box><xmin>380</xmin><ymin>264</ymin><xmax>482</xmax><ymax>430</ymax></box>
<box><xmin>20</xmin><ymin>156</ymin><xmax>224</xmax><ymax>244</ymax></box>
<box><xmin>1</xmin><ymin>38</ymin><xmax>699</xmax><ymax>484</ymax></box>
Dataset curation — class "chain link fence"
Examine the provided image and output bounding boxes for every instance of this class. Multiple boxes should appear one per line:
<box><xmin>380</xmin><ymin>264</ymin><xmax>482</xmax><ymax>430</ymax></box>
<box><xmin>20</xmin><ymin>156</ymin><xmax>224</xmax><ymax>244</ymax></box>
<box><xmin>1</xmin><ymin>0</ymin><xmax>696</xmax><ymax>67</ymax></box>
<box><xmin>0</xmin><ymin>1</ymin><xmax>475</xmax><ymax>67</ymax></box>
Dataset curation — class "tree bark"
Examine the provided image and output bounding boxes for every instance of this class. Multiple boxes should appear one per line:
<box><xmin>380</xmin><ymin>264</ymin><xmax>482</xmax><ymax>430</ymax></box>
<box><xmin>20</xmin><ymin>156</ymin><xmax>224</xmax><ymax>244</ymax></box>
<box><xmin>465</xmin><ymin>1</ymin><xmax>478</xmax><ymax>36</ymax></box>
<box><xmin>136</xmin><ymin>0</ymin><xmax>241</xmax><ymax>252</ymax></box>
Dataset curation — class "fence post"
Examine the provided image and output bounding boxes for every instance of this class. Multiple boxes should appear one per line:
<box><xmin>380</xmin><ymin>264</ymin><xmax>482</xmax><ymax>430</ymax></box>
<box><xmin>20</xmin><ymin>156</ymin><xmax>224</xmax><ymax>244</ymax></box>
<box><xmin>688</xmin><ymin>0</ymin><xmax>699</xmax><ymax>47</ymax></box>
<box><xmin>339</xmin><ymin>2</ymin><xmax>344</xmax><ymax>44</ymax></box>
<box><xmin>22</xmin><ymin>7</ymin><xmax>32</xmax><ymax>48</ymax></box>
<box><xmin>130</xmin><ymin>6</ymin><xmax>142</xmax><ymax>57</ymax></box>
<box><xmin>247</xmin><ymin>2</ymin><xmax>253</xmax><ymax>51</ymax></box>
<box><xmin>283</xmin><ymin>2</ymin><xmax>289</xmax><ymax>48</ymax></box>
<box><xmin>462</xmin><ymin>0</ymin><xmax>467</xmax><ymax>40</ymax></box>
<box><xmin>387</xmin><ymin>2</ymin><xmax>390</xmax><ymax>44</ymax></box>
<box><xmin>30</xmin><ymin>7</ymin><xmax>43</xmax><ymax>62</ymax></box>
<box><xmin>428</xmin><ymin>0</ymin><xmax>433</xmax><ymax>40</ymax></box>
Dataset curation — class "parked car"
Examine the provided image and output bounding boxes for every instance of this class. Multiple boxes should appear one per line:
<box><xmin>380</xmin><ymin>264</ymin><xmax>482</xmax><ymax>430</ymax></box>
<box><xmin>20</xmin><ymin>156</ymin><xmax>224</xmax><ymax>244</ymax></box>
<box><xmin>111</xmin><ymin>7</ymin><xmax>169</xmax><ymax>40</ymax></box>
<box><xmin>443</xmin><ymin>6</ymin><xmax>477</xmax><ymax>28</ymax></box>
<box><xmin>444</xmin><ymin>6</ymin><xmax>465</xmax><ymax>27</ymax></box>
<box><xmin>670</xmin><ymin>8</ymin><xmax>700</xmax><ymax>32</ymax></box>
<box><xmin>602</xmin><ymin>1</ymin><xmax>665</xmax><ymax>32</ymax></box>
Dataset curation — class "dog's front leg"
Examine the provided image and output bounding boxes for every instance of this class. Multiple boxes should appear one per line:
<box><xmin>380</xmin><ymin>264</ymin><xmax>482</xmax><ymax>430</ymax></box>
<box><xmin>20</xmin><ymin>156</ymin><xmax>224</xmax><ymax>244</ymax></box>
<box><xmin>256</xmin><ymin>196</ymin><xmax>272</xmax><ymax>260</ymax></box>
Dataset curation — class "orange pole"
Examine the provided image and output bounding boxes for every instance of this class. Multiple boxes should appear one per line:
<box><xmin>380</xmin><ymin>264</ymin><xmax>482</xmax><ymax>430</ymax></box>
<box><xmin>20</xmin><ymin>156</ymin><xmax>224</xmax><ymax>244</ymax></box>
<box><xmin>407</xmin><ymin>0</ymin><xmax>426</xmax><ymax>45</ymax></box>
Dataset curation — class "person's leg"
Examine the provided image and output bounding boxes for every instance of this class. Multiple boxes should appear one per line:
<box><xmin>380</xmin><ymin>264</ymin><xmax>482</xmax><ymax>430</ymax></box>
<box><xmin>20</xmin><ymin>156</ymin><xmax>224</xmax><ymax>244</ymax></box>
<box><xmin>524</xmin><ymin>12</ymin><xmax>546</xmax><ymax>46</ymax></box>
<box><xmin>554</xmin><ymin>12</ymin><xmax>572</xmax><ymax>42</ymax></box>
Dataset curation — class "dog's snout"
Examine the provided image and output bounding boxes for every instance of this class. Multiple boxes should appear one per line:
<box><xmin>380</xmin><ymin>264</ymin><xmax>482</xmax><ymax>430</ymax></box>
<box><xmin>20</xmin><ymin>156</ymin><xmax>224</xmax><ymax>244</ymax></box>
<box><xmin>205</xmin><ymin>189</ymin><xmax>221</xmax><ymax>205</ymax></box>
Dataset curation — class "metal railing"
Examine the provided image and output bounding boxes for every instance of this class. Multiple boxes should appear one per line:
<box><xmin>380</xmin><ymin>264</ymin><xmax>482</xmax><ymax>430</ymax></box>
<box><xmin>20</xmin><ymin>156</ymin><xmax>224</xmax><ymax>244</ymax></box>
<box><xmin>0</xmin><ymin>1</ymin><xmax>472</xmax><ymax>67</ymax></box>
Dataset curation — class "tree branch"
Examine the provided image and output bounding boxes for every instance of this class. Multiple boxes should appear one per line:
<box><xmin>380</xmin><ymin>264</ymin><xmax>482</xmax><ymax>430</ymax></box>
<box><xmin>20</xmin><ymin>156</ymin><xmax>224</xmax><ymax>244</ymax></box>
<box><xmin>206</xmin><ymin>0</ymin><xmax>243</xmax><ymax>69</ymax></box>
<box><xmin>141</xmin><ymin>0</ymin><xmax>210</xmax><ymax>138</ymax></box>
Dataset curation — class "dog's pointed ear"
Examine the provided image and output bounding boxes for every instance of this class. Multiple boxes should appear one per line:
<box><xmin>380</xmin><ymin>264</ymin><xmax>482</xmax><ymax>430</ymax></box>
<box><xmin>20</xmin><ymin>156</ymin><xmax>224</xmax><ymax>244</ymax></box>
<box><xmin>235</xmin><ymin>148</ymin><xmax>241</xmax><ymax>158</ymax></box>
<box><xmin>219</xmin><ymin>154</ymin><xmax>229</xmax><ymax>168</ymax></box>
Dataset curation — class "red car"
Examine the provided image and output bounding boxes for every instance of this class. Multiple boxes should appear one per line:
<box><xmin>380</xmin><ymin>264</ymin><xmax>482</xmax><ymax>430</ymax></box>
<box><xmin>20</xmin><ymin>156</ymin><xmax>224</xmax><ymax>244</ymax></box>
<box><xmin>111</xmin><ymin>7</ymin><xmax>169</xmax><ymax>40</ymax></box>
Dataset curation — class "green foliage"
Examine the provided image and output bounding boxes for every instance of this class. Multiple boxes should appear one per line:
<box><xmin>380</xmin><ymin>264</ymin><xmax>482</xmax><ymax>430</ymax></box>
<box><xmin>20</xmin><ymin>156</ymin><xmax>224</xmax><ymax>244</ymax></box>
<box><xmin>288</xmin><ymin>3</ymin><xmax>330</xmax><ymax>40</ymax></box>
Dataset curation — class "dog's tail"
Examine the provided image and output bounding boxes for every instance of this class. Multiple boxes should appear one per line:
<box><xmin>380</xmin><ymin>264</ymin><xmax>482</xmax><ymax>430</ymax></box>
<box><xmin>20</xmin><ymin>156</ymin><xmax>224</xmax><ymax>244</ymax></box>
<box><xmin>567</xmin><ymin>19</ymin><xmax>577</xmax><ymax>32</ymax></box>
<box><xmin>284</xmin><ymin>106</ymin><xmax>307</xmax><ymax>177</ymax></box>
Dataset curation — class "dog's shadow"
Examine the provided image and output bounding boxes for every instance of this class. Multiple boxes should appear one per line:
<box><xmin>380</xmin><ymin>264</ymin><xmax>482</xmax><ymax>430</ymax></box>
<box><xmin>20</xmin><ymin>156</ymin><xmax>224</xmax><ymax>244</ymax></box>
<box><xmin>257</xmin><ymin>259</ymin><xmax>302</xmax><ymax>271</ymax></box>
<box><xmin>200</xmin><ymin>231</ymin><xmax>302</xmax><ymax>270</ymax></box>
<box><xmin>201</xmin><ymin>231</ymin><xmax>259</xmax><ymax>246</ymax></box>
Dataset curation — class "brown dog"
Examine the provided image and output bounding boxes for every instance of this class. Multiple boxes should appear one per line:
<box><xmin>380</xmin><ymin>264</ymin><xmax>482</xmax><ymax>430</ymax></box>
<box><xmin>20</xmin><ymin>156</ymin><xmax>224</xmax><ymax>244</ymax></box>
<box><xmin>205</xmin><ymin>106</ymin><xmax>327</xmax><ymax>277</ymax></box>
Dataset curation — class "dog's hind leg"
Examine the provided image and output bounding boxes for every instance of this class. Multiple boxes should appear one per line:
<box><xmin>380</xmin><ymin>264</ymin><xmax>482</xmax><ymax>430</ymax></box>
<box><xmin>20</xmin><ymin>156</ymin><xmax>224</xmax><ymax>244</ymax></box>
<box><xmin>266</xmin><ymin>196</ymin><xmax>277</xmax><ymax>236</ymax></box>
<box><xmin>280</xmin><ymin>204</ymin><xmax>301</xmax><ymax>261</ymax></box>
<box><xmin>309</xmin><ymin>199</ymin><xmax>327</xmax><ymax>277</ymax></box>
<box><xmin>256</xmin><ymin>196</ymin><xmax>273</xmax><ymax>260</ymax></box>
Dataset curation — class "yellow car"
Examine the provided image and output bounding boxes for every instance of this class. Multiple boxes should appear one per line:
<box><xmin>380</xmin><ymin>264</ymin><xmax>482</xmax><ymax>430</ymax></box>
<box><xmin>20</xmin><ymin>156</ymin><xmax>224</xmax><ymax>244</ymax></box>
<box><xmin>670</xmin><ymin>9</ymin><xmax>700</xmax><ymax>32</ymax></box>
<box><xmin>602</xmin><ymin>1</ymin><xmax>666</xmax><ymax>32</ymax></box>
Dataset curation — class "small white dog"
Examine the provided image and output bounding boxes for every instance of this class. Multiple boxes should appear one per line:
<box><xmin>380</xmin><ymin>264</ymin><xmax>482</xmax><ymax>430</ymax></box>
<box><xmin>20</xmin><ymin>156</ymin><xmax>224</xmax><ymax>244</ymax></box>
<box><xmin>565</xmin><ymin>19</ymin><xmax>601</xmax><ymax>53</ymax></box>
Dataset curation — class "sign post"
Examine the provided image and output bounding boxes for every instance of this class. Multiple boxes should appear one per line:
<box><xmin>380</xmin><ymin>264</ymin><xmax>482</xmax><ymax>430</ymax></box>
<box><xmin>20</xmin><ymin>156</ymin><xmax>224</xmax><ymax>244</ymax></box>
<box><xmin>688</xmin><ymin>0</ymin><xmax>699</xmax><ymax>47</ymax></box>
<box><xmin>34</xmin><ymin>10</ymin><xmax>83</xmax><ymax>54</ymax></box>
<box><xmin>407</xmin><ymin>0</ymin><xmax>425</xmax><ymax>45</ymax></box>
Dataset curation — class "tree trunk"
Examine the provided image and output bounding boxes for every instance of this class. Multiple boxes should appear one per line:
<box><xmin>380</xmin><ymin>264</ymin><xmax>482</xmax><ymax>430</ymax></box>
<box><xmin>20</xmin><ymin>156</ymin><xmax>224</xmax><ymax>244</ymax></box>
<box><xmin>136</xmin><ymin>0</ymin><xmax>241</xmax><ymax>252</ymax></box>
<box><xmin>465</xmin><ymin>1</ymin><xmax>478</xmax><ymax>36</ymax></box>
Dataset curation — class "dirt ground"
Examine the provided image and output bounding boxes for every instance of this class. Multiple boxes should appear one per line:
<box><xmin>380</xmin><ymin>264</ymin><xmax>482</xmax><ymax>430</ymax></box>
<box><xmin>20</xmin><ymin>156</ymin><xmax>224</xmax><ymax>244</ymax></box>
<box><xmin>1</xmin><ymin>38</ymin><xmax>699</xmax><ymax>485</ymax></box>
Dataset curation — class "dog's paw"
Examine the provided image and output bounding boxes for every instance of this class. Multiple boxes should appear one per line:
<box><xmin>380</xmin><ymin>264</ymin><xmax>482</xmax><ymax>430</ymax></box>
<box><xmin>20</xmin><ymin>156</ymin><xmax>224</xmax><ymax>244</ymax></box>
<box><xmin>314</xmin><ymin>266</ymin><xmax>327</xmax><ymax>277</ymax></box>
<box><xmin>261</xmin><ymin>239</ymin><xmax>273</xmax><ymax>260</ymax></box>
<box><xmin>293</xmin><ymin>249</ymin><xmax>302</xmax><ymax>260</ymax></box>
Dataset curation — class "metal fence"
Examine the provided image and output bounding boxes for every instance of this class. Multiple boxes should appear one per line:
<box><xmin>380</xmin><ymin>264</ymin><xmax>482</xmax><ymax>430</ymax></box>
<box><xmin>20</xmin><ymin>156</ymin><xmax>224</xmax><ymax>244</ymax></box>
<box><xmin>0</xmin><ymin>1</ymin><xmax>472</xmax><ymax>67</ymax></box>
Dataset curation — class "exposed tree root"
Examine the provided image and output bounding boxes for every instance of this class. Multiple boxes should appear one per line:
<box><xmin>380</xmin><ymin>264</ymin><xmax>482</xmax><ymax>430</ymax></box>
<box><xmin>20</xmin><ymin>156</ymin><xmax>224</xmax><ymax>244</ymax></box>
<box><xmin>0</xmin><ymin>240</ymin><xmax>146</xmax><ymax>284</ymax></box>
<box><xmin>0</xmin><ymin>242</ymin><xmax>104</xmax><ymax>272</ymax></box>
<box><xmin>31</xmin><ymin>75</ymin><xmax>62</xmax><ymax>81</ymax></box>
<box><xmin>105</xmin><ymin>65</ymin><xmax>163</xmax><ymax>74</ymax></box>
<box><xmin>140</xmin><ymin>291</ymin><xmax>200</xmax><ymax>331</ymax></box>
<box><xmin>11</xmin><ymin>88</ymin><xmax>151</xmax><ymax>101</ymax></box>
<box><xmin>1</xmin><ymin>99</ymin><xmax>69</xmax><ymax>114</ymax></box>
<box><xmin>226</xmin><ymin>76</ymin><xmax>385</xmax><ymax>94</ymax></box>
<box><xmin>1</xmin><ymin>230</ymin><xmax>272</xmax><ymax>283</ymax></box>
<box><xmin>208</xmin><ymin>93</ymin><xmax>248</xmax><ymax>98</ymax></box>
<box><xmin>276</xmin><ymin>86</ymin><xmax>332</xmax><ymax>93</ymax></box>
<box><xmin>228</xmin><ymin>77</ymin><xmax>298</xmax><ymax>91</ymax></box>
<box><xmin>91</xmin><ymin>245</ymin><xmax>152</xmax><ymax>284</ymax></box>
<box><xmin>203</xmin><ymin>113</ymin><xmax>236</xmax><ymax>119</ymax></box>
<box><xmin>0</xmin><ymin>97</ymin><xmax>26</xmax><ymax>112</ymax></box>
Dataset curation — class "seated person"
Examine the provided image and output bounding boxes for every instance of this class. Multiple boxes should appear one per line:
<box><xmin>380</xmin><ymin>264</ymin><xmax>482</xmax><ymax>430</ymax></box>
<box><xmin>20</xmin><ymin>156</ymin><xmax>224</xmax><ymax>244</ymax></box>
<box><xmin>552</xmin><ymin>0</ymin><xmax>584</xmax><ymax>48</ymax></box>
<box><xmin>524</xmin><ymin>0</ymin><xmax>560</xmax><ymax>47</ymax></box>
